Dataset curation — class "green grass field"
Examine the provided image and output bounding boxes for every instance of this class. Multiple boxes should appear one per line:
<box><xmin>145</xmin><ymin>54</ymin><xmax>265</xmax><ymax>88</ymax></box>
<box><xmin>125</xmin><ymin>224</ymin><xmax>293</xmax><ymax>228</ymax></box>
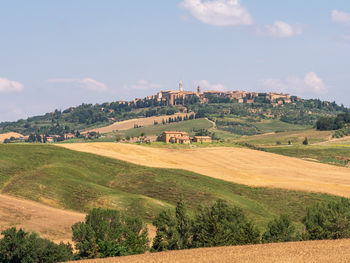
<box><xmin>0</xmin><ymin>144</ymin><xmax>344</xmax><ymax>231</ymax></box>
<box><xmin>264</xmin><ymin>145</ymin><xmax>350</xmax><ymax>167</ymax></box>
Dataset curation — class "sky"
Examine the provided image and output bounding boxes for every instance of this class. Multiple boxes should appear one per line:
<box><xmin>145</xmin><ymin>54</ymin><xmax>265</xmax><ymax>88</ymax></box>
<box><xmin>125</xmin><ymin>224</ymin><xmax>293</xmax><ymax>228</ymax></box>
<box><xmin>0</xmin><ymin>0</ymin><xmax>350</xmax><ymax>122</ymax></box>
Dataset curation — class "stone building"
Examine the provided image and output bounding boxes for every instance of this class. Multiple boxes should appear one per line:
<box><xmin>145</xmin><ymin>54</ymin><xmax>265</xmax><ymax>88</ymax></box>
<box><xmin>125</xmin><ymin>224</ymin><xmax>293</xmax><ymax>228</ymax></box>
<box><xmin>161</xmin><ymin>131</ymin><xmax>190</xmax><ymax>144</ymax></box>
<box><xmin>193</xmin><ymin>136</ymin><xmax>212</xmax><ymax>143</ymax></box>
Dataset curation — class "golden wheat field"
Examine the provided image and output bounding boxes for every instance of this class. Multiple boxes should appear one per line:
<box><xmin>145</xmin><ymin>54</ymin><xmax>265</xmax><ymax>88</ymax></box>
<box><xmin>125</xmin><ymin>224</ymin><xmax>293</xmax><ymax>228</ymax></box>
<box><xmin>0</xmin><ymin>194</ymin><xmax>85</xmax><ymax>243</ymax></box>
<box><xmin>69</xmin><ymin>239</ymin><xmax>350</xmax><ymax>263</ymax></box>
<box><xmin>60</xmin><ymin>143</ymin><xmax>350</xmax><ymax>197</ymax></box>
<box><xmin>82</xmin><ymin>113</ymin><xmax>193</xmax><ymax>134</ymax></box>
<box><xmin>0</xmin><ymin>132</ymin><xmax>23</xmax><ymax>142</ymax></box>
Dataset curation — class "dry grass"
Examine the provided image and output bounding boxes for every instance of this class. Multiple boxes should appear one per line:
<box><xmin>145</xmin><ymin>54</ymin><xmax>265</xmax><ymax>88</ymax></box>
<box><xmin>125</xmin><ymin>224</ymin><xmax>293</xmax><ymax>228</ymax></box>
<box><xmin>0</xmin><ymin>132</ymin><xmax>23</xmax><ymax>142</ymax></box>
<box><xmin>60</xmin><ymin>143</ymin><xmax>350</xmax><ymax>197</ymax></box>
<box><xmin>82</xmin><ymin>113</ymin><xmax>193</xmax><ymax>134</ymax></box>
<box><xmin>69</xmin><ymin>239</ymin><xmax>350</xmax><ymax>263</ymax></box>
<box><xmin>0</xmin><ymin>194</ymin><xmax>85</xmax><ymax>243</ymax></box>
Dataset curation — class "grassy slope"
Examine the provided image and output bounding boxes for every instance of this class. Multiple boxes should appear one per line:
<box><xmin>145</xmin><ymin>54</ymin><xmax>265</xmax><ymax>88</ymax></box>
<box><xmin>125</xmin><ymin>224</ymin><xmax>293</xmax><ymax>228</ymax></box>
<box><xmin>264</xmin><ymin>145</ymin><xmax>350</xmax><ymax>167</ymax></box>
<box><xmin>0</xmin><ymin>144</ymin><xmax>343</xmax><ymax>231</ymax></box>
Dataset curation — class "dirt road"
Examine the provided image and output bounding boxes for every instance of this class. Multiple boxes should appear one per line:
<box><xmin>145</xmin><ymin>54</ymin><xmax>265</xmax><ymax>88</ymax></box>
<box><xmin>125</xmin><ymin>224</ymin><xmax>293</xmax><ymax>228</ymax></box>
<box><xmin>60</xmin><ymin>143</ymin><xmax>350</xmax><ymax>197</ymax></box>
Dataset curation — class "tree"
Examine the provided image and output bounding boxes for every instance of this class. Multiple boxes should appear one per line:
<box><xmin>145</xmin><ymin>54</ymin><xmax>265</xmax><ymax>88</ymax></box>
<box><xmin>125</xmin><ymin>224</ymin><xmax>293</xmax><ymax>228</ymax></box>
<box><xmin>152</xmin><ymin>210</ymin><xmax>179</xmax><ymax>252</ymax></box>
<box><xmin>262</xmin><ymin>214</ymin><xmax>296</xmax><ymax>243</ymax></box>
<box><xmin>115</xmin><ymin>135</ymin><xmax>121</xmax><ymax>142</ymax></box>
<box><xmin>126</xmin><ymin>136</ymin><xmax>131</xmax><ymax>142</ymax></box>
<box><xmin>191</xmin><ymin>199</ymin><xmax>260</xmax><ymax>247</ymax></box>
<box><xmin>0</xmin><ymin>227</ymin><xmax>73</xmax><ymax>263</ymax></box>
<box><xmin>302</xmin><ymin>137</ymin><xmax>308</xmax><ymax>145</ymax></box>
<box><xmin>175</xmin><ymin>198</ymin><xmax>191</xmax><ymax>249</ymax></box>
<box><xmin>302</xmin><ymin>199</ymin><xmax>350</xmax><ymax>240</ymax></box>
<box><xmin>72</xmin><ymin>208</ymin><xmax>149</xmax><ymax>259</ymax></box>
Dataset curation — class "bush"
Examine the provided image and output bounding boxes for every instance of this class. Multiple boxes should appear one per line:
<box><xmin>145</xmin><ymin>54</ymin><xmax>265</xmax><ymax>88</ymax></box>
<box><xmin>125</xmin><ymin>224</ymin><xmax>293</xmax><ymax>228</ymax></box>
<box><xmin>72</xmin><ymin>208</ymin><xmax>149</xmax><ymax>259</ymax></box>
<box><xmin>302</xmin><ymin>198</ymin><xmax>350</xmax><ymax>240</ymax></box>
<box><xmin>302</xmin><ymin>137</ymin><xmax>308</xmax><ymax>145</ymax></box>
<box><xmin>0</xmin><ymin>227</ymin><xmax>73</xmax><ymax>263</ymax></box>
<box><xmin>262</xmin><ymin>214</ymin><xmax>296</xmax><ymax>243</ymax></box>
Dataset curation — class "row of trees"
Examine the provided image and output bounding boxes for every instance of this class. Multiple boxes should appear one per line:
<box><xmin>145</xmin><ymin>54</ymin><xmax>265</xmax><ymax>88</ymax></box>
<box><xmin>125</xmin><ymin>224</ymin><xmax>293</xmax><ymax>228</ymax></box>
<box><xmin>1</xmin><ymin>198</ymin><xmax>350</xmax><ymax>262</ymax></box>
<box><xmin>316</xmin><ymin>113</ymin><xmax>350</xmax><ymax>131</ymax></box>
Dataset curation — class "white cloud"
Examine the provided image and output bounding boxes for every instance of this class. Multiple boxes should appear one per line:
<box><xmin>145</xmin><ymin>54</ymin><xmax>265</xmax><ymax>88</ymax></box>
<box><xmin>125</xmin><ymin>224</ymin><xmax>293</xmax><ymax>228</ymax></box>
<box><xmin>48</xmin><ymin>78</ymin><xmax>107</xmax><ymax>92</ymax></box>
<box><xmin>181</xmin><ymin>0</ymin><xmax>253</xmax><ymax>26</ymax></box>
<box><xmin>263</xmin><ymin>72</ymin><xmax>328</xmax><ymax>95</ymax></box>
<box><xmin>331</xmin><ymin>10</ymin><xmax>350</xmax><ymax>25</ymax></box>
<box><xmin>264</xmin><ymin>21</ymin><xmax>302</xmax><ymax>38</ymax></box>
<box><xmin>0</xmin><ymin>77</ymin><xmax>24</xmax><ymax>93</ymax></box>
<box><xmin>123</xmin><ymin>80</ymin><xmax>162</xmax><ymax>90</ymax></box>
<box><xmin>194</xmin><ymin>80</ymin><xmax>227</xmax><ymax>91</ymax></box>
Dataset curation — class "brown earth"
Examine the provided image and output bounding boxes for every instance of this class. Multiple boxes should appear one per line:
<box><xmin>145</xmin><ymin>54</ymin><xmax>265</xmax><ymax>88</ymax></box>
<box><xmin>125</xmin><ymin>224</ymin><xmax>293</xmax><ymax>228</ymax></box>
<box><xmin>0</xmin><ymin>132</ymin><xmax>23</xmax><ymax>142</ymax></box>
<box><xmin>82</xmin><ymin>113</ymin><xmax>193</xmax><ymax>134</ymax></box>
<box><xmin>0</xmin><ymin>194</ymin><xmax>85</xmax><ymax>243</ymax></box>
<box><xmin>59</xmin><ymin>143</ymin><xmax>350</xmax><ymax>197</ymax></box>
<box><xmin>69</xmin><ymin>239</ymin><xmax>350</xmax><ymax>263</ymax></box>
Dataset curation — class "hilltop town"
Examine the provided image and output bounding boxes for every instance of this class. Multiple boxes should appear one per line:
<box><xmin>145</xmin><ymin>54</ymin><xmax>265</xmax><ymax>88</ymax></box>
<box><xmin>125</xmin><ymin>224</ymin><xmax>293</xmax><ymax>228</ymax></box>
<box><xmin>127</xmin><ymin>81</ymin><xmax>298</xmax><ymax>107</ymax></box>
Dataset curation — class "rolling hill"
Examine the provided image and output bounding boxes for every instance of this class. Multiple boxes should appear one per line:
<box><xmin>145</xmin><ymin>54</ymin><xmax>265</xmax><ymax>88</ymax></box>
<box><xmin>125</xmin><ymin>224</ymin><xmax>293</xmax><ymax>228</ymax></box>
<box><xmin>0</xmin><ymin>144</ymin><xmax>342</xmax><ymax>232</ymax></box>
<box><xmin>59</xmin><ymin>142</ymin><xmax>350</xmax><ymax>198</ymax></box>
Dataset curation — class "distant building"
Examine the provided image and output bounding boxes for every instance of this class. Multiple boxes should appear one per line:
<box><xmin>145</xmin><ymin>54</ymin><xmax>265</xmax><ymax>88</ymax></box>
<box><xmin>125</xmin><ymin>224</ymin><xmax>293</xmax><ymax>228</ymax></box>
<box><xmin>161</xmin><ymin>131</ymin><xmax>190</xmax><ymax>144</ymax></box>
<box><xmin>193</xmin><ymin>136</ymin><xmax>212</xmax><ymax>143</ymax></box>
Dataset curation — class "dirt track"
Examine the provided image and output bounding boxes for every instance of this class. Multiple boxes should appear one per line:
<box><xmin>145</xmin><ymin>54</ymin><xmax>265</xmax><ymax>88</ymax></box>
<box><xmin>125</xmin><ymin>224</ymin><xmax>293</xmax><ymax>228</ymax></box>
<box><xmin>60</xmin><ymin>143</ymin><xmax>350</xmax><ymax>197</ymax></box>
<box><xmin>0</xmin><ymin>194</ymin><xmax>85</xmax><ymax>243</ymax></box>
<box><xmin>83</xmin><ymin>113</ymin><xmax>193</xmax><ymax>134</ymax></box>
<box><xmin>70</xmin><ymin>239</ymin><xmax>350</xmax><ymax>263</ymax></box>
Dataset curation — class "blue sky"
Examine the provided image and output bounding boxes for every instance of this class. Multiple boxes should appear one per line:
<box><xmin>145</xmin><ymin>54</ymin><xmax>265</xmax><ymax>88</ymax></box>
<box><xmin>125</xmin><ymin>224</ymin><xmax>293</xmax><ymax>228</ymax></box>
<box><xmin>0</xmin><ymin>0</ymin><xmax>349</xmax><ymax>122</ymax></box>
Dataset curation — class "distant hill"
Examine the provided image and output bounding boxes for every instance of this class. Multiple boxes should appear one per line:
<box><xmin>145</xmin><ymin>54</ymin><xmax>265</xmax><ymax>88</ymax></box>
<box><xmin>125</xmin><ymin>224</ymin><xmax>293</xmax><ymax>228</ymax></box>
<box><xmin>0</xmin><ymin>92</ymin><xmax>348</xmax><ymax>138</ymax></box>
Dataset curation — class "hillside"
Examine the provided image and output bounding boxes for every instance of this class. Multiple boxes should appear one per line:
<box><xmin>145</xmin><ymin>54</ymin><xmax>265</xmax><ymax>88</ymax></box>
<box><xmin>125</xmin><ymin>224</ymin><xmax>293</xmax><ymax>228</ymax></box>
<box><xmin>0</xmin><ymin>144</ymin><xmax>342</xmax><ymax>231</ymax></box>
<box><xmin>60</xmin><ymin>143</ymin><xmax>350</xmax><ymax>198</ymax></box>
<box><xmin>0</xmin><ymin>194</ymin><xmax>84</xmax><ymax>243</ymax></box>
<box><xmin>70</xmin><ymin>239</ymin><xmax>350</xmax><ymax>263</ymax></box>
<box><xmin>0</xmin><ymin>95</ymin><xmax>347</xmax><ymax>138</ymax></box>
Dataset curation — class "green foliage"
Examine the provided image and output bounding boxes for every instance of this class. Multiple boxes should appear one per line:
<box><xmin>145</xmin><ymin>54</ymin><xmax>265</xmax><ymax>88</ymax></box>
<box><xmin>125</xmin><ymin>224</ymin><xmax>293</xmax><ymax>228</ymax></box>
<box><xmin>302</xmin><ymin>198</ymin><xmax>350</xmax><ymax>240</ymax></box>
<box><xmin>72</xmin><ymin>208</ymin><xmax>149</xmax><ymax>259</ymax></box>
<box><xmin>0</xmin><ymin>227</ymin><xmax>73</xmax><ymax>263</ymax></box>
<box><xmin>262</xmin><ymin>214</ymin><xmax>296</xmax><ymax>243</ymax></box>
<box><xmin>316</xmin><ymin>113</ymin><xmax>350</xmax><ymax>131</ymax></box>
<box><xmin>192</xmin><ymin>199</ymin><xmax>260</xmax><ymax>247</ymax></box>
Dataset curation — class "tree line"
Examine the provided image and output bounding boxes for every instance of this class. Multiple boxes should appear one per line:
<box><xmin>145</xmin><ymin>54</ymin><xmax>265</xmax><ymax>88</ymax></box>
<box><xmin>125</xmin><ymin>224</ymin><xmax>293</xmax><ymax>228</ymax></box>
<box><xmin>316</xmin><ymin>113</ymin><xmax>350</xmax><ymax>131</ymax></box>
<box><xmin>1</xmin><ymin>198</ymin><xmax>350</xmax><ymax>262</ymax></box>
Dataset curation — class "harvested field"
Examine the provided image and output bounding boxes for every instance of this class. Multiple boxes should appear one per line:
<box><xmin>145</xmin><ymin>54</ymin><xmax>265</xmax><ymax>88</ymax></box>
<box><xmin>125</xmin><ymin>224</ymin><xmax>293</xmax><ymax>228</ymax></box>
<box><xmin>0</xmin><ymin>194</ymin><xmax>85</xmax><ymax>243</ymax></box>
<box><xmin>60</xmin><ymin>143</ymin><xmax>350</xmax><ymax>197</ymax></box>
<box><xmin>82</xmin><ymin>113</ymin><xmax>193</xmax><ymax>134</ymax></box>
<box><xmin>69</xmin><ymin>239</ymin><xmax>350</xmax><ymax>263</ymax></box>
<box><xmin>0</xmin><ymin>132</ymin><xmax>23</xmax><ymax>142</ymax></box>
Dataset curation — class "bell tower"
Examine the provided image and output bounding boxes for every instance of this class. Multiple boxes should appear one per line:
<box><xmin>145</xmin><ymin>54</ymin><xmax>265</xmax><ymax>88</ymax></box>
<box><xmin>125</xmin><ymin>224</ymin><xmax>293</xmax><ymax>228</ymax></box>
<box><xmin>197</xmin><ymin>86</ymin><xmax>201</xmax><ymax>93</ymax></box>
<box><xmin>179</xmin><ymin>80</ymin><xmax>183</xmax><ymax>92</ymax></box>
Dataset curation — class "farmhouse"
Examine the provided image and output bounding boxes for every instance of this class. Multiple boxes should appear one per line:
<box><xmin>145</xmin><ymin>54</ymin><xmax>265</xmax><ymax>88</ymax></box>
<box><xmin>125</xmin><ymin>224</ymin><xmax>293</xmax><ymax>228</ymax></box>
<box><xmin>161</xmin><ymin>131</ymin><xmax>190</xmax><ymax>144</ymax></box>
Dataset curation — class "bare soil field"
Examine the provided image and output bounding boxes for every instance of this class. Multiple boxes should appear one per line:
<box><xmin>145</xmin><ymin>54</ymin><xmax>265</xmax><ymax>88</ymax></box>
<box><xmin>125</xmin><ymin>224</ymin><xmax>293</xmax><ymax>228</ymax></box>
<box><xmin>82</xmin><ymin>113</ymin><xmax>193</xmax><ymax>134</ymax></box>
<box><xmin>0</xmin><ymin>132</ymin><xmax>23</xmax><ymax>142</ymax></box>
<box><xmin>0</xmin><ymin>194</ymin><xmax>85</xmax><ymax>243</ymax></box>
<box><xmin>70</xmin><ymin>239</ymin><xmax>350</xmax><ymax>263</ymax></box>
<box><xmin>60</xmin><ymin>143</ymin><xmax>350</xmax><ymax>197</ymax></box>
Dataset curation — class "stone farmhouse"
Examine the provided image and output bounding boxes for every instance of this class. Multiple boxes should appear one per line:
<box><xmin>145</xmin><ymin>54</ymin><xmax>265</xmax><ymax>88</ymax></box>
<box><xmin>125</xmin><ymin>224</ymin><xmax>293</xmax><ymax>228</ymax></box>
<box><xmin>161</xmin><ymin>131</ymin><xmax>212</xmax><ymax>144</ymax></box>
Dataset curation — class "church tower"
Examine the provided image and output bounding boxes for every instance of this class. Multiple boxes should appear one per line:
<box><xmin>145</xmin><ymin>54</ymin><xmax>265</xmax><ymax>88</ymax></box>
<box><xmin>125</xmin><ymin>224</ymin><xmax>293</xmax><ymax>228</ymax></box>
<box><xmin>197</xmin><ymin>86</ymin><xmax>201</xmax><ymax>93</ymax></box>
<box><xmin>179</xmin><ymin>80</ymin><xmax>183</xmax><ymax>92</ymax></box>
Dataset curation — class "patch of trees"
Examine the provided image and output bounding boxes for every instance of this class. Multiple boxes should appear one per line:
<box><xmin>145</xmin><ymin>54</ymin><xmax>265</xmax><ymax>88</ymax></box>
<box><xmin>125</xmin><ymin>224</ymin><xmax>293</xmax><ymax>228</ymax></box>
<box><xmin>316</xmin><ymin>113</ymin><xmax>350</xmax><ymax>131</ymax></box>
<box><xmin>1</xmin><ymin>198</ymin><xmax>350</xmax><ymax>261</ymax></box>
<box><xmin>0</xmin><ymin>228</ymin><xmax>73</xmax><ymax>263</ymax></box>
